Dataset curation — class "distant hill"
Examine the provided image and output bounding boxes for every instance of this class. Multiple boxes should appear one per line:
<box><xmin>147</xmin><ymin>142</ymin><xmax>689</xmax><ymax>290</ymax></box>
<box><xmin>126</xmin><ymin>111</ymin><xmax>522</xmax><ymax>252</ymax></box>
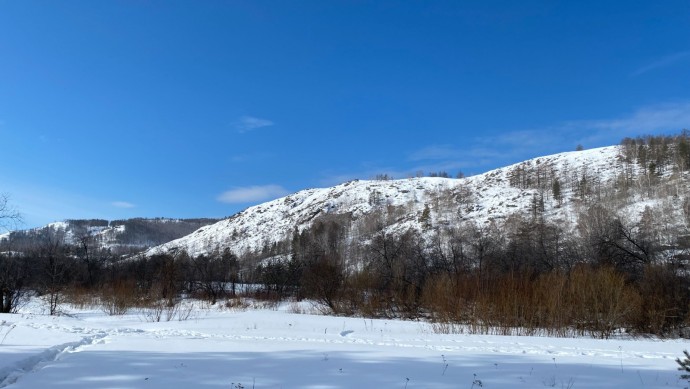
<box><xmin>1</xmin><ymin>217</ymin><xmax>221</xmax><ymax>255</ymax></box>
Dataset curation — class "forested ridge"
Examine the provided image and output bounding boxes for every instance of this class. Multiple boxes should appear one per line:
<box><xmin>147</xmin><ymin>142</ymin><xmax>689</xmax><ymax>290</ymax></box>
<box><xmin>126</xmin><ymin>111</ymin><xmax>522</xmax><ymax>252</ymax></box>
<box><xmin>3</xmin><ymin>217</ymin><xmax>220</xmax><ymax>255</ymax></box>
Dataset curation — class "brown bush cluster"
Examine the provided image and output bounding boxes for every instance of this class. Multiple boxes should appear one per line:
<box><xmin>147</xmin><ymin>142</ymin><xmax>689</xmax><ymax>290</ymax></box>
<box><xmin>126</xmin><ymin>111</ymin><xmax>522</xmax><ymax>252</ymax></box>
<box><xmin>421</xmin><ymin>266</ymin><xmax>643</xmax><ymax>338</ymax></box>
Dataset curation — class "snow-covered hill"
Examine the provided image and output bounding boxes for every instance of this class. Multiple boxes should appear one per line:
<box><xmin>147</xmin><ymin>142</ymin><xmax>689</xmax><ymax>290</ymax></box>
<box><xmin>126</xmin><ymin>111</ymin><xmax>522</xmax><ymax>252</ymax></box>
<box><xmin>148</xmin><ymin>145</ymin><xmax>653</xmax><ymax>258</ymax></box>
<box><xmin>1</xmin><ymin>218</ymin><xmax>220</xmax><ymax>255</ymax></box>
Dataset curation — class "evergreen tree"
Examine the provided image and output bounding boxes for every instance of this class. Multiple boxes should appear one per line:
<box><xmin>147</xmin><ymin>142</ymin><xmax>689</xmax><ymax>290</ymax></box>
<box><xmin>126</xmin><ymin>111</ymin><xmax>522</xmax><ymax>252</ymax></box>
<box><xmin>419</xmin><ymin>205</ymin><xmax>431</xmax><ymax>229</ymax></box>
<box><xmin>676</xmin><ymin>350</ymin><xmax>690</xmax><ymax>381</ymax></box>
<box><xmin>552</xmin><ymin>178</ymin><xmax>562</xmax><ymax>207</ymax></box>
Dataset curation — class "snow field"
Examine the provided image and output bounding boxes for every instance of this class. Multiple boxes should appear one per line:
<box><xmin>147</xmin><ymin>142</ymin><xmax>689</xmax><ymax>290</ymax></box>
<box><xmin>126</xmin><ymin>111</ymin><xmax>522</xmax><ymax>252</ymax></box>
<box><xmin>0</xmin><ymin>300</ymin><xmax>686</xmax><ymax>388</ymax></box>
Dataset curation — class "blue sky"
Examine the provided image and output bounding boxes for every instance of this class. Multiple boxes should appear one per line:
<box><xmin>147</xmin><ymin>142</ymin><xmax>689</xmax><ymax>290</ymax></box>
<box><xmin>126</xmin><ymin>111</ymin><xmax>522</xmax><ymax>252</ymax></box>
<box><xmin>1</xmin><ymin>1</ymin><xmax>690</xmax><ymax>229</ymax></box>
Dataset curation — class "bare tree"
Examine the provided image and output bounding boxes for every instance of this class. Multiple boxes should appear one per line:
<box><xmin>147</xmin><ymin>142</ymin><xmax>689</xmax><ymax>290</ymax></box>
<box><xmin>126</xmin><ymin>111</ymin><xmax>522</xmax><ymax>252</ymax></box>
<box><xmin>0</xmin><ymin>194</ymin><xmax>21</xmax><ymax>232</ymax></box>
<box><xmin>0</xmin><ymin>251</ymin><xmax>31</xmax><ymax>313</ymax></box>
<box><xmin>33</xmin><ymin>227</ymin><xmax>72</xmax><ymax>315</ymax></box>
<box><xmin>0</xmin><ymin>195</ymin><xmax>28</xmax><ymax>313</ymax></box>
<box><xmin>72</xmin><ymin>226</ymin><xmax>108</xmax><ymax>288</ymax></box>
<box><xmin>188</xmin><ymin>250</ymin><xmax>238</xmax><ymax>304</ymax></box>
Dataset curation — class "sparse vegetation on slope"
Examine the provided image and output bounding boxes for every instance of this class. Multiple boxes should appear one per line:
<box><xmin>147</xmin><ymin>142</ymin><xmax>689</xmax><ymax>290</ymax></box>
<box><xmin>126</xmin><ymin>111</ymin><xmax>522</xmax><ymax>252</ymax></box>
<box><xmin>2</xmin><ymin>132</ymin><xmax>690</xmax><ymax>337</ymax></box>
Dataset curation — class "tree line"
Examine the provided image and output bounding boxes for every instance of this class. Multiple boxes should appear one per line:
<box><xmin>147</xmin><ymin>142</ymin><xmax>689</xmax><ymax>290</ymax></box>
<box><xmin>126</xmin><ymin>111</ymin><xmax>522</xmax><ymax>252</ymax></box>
<box><xmin>0</xmin><ymin>225</ymin><xmax>242</xmax><ymax>316</ymax></box>
<box><xmin>4</xmin><ymin>217</ymin><xmax>220</xmax><ymax>256</ymax></box>
<box><xmin>1</xmin><ymin>132</ymin><xmax>689</xmax><ymax>337</ymax></box>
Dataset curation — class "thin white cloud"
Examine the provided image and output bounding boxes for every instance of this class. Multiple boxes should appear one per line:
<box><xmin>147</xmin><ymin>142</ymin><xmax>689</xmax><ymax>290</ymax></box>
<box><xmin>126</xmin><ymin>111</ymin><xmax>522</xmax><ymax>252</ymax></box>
<box><xmin>484</xmin><ymin>129</ymin><xmax>559</xmax><ymax>148</ymax></box>
<box><xmin>407</xmin><ymin>101</ymin><xmax>690</xmax><ymax>174</ymax></box>
<box><xmin>235</xmin><ymin>116</ymin><xmax>274</xmax><ymax>133</ymax></box>
<box><xmin>476</xmin><ymin>102</ymin><xmax>690</xmax><ymax>152</ymax></box>
<box><xmin>322</xmin><ymin>102</ymin><xmax>690</xmax><ymax>189</ymax></box>
<box><xmin>408</xmin><ymin>136</ymin><xmax>543</xmax><ymax>173</ymax></box>
<box><xmin>111</xmin><ymin>201</ymin><xmax>135</xmax><ymax>209</ymax></box>
<box><xmin>408</xmin><ymin>145</ymin><xmax>461</xmax><ymax>161</ymax></box>
<box><xmin>632</xmin><ymin>51</ymin><xmax>690</xmax><ymax>76</ymax></box>
<box><xmin>578</xmin><ymin>102</ymin><xmax>690</xmax><ymax>132</ymax></box>
<box><xmin>217</xmin><ymin>185</ymin><xmax>289</xmax><ymax>204</ymax></box>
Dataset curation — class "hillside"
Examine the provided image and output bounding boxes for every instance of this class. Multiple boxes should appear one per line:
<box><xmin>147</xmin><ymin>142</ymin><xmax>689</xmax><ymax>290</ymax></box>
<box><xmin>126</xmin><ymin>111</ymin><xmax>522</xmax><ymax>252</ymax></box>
<box><xmin>1</xmin><ymin>218</ymin><xmax>221</xmax><ymax>255</ymax></box>
<box><xmin>146</xmin><ymin>143</ymin><xmax>689</xmax><ymax>260</ymax></box>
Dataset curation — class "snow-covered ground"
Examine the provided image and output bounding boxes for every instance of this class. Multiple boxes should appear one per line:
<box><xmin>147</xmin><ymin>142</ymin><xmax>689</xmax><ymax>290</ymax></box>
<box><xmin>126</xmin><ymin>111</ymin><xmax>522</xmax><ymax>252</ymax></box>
<box><xmin>0</xmin><ymin>300</ymin><xmax>686</xmax><ymax>388</ymax></box>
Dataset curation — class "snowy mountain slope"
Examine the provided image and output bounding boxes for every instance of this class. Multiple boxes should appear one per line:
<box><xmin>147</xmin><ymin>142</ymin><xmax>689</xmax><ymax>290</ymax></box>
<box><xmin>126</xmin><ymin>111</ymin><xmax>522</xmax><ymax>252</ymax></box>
<box><xmin>148</xmin><ymin>146</ymin><xmax>644</xmax><ymax>258</ymax></box>
<box><xmin>1</xmin><ymin>218</ymin><xmax>220</xmax><ymax>254</ymax></box>
<box><xmin>41</xmin><ymin>221</ymin><xmax>125</xmax><ymax>248</ymax></box>
<box><xmin>2</xmin><ymin>220</ymin><xmax>121</xmax><ymax>248</ymax></box>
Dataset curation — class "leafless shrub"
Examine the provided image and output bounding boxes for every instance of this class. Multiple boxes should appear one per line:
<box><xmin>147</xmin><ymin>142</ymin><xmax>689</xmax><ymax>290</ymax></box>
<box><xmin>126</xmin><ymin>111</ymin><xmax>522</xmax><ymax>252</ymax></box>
<box><xmin>100</xmin><ymin>280</ymin><xmax>139</xmax><ymax>316</ymax></box>
<box><xmin>225</xmin><ymin>297</ymin><xmax>250</xmax><ymax>311</ymax></box>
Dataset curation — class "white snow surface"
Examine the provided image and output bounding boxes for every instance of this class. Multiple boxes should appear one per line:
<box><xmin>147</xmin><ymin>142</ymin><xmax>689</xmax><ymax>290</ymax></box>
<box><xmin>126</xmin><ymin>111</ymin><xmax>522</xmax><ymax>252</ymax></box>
<box><xmin>147</xmin><ymin>146</ymin><xmax>629</xmax><ymax>258</ymax></box>
<box><xmin>0</xmin><ymin>299</ymin><xmax>686</xmax><ymax>388</ymax></box>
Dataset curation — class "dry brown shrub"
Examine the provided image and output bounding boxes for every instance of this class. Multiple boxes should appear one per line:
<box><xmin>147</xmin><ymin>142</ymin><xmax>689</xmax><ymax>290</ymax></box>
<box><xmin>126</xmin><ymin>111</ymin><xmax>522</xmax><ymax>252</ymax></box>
<box><xmin>423</xmin><ymin>267</ymin><xmax>641</xmax><ymax>338</ymax></box>
<box><xmin>63</xmin><ymin>286</ymin><xmax>99</xmax><ymax>309</ymax></box>
<box><xmin>422</xmin><ymin>273</ymin><xmax>482</xmax><ymax>324</ymax></box>
<box><xmin>101</xmin><ymin>280</ymin><xmax>140</xmax><ymax>315</ymax></box>
<box><xmin>340</xmin><ymin>271</ymin><xmax>390</xmax><ymax>318</ymax></box>
<box><xmin>532</xmin><ymin>271</ymin><xmax>572</xmax><ymax>337</ymax></box>
<box><xmin>225</xmin><ymin>297</ymin><xmax>250</xmax><ymax>311</ymax></box>
<box><xmin>567</xmin><ymin>265</ymin><xmax>640</xmax><ymax>338</ymax></box>
<box><xmin>634</xmin><ymin>264</ymin><xmax>689</xmax><ymax>336</ymax></box>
